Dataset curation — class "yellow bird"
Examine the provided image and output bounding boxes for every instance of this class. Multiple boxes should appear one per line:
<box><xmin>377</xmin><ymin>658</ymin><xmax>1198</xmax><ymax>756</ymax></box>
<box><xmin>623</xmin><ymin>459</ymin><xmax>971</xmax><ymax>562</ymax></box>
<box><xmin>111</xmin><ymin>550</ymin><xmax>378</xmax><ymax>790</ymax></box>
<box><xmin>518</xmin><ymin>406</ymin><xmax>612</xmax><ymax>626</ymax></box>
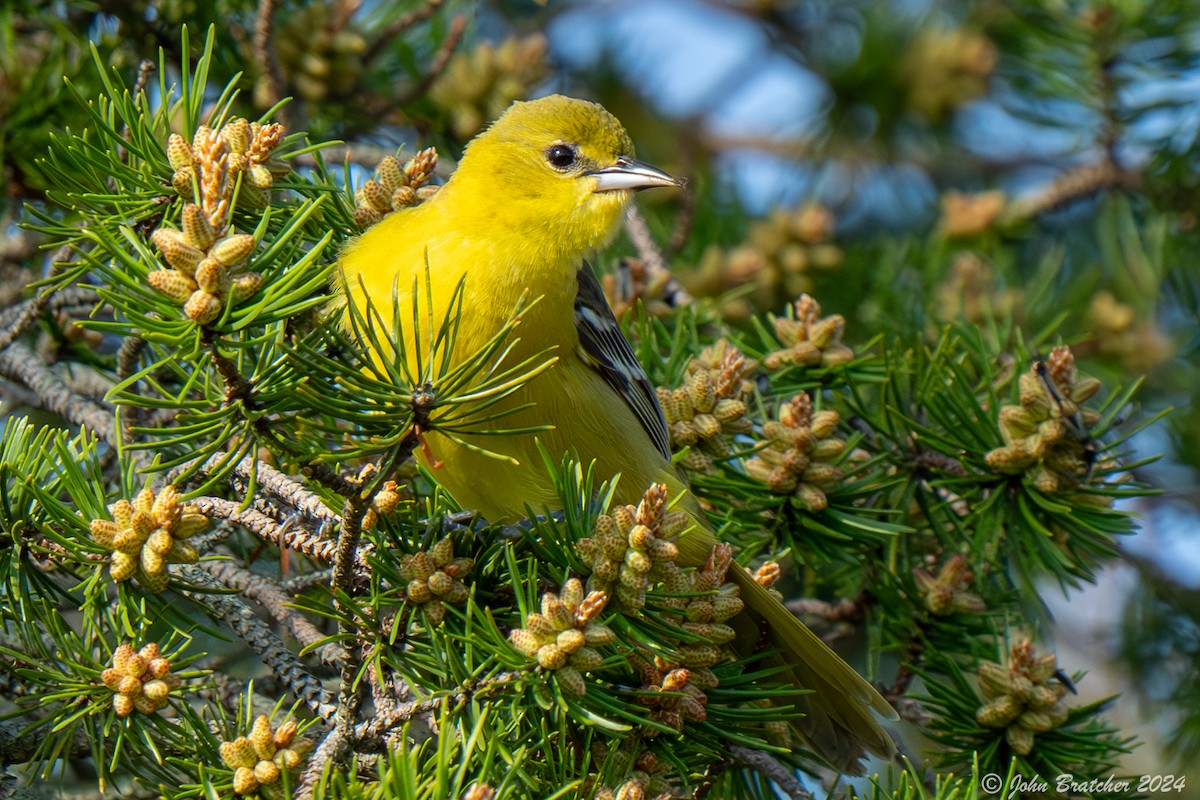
<box><xmin>338</xmin><ymin>94</ymin><xmax>896</xmax><ymax>772</ymax></box>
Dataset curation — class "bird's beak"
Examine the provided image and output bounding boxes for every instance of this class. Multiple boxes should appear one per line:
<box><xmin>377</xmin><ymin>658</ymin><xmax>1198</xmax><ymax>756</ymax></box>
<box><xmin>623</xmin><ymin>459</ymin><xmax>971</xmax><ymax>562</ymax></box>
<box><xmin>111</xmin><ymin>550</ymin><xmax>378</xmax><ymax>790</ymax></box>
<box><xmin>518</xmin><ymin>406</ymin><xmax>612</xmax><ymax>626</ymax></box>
<box><xmin>590</xmin><ymin>156</ymin><xmax>685</xmax><ymax>193</ymax></box>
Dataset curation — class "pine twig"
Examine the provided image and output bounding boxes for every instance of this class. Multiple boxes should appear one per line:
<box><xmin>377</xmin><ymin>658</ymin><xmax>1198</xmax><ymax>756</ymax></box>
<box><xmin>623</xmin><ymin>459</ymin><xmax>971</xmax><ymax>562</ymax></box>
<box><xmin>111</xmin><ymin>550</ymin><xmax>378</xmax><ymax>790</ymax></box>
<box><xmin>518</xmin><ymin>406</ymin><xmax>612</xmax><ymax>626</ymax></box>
<box><xmin>188</xmin><ymin>496</ymin><xmax>351</xmax><ymax>565</ymax></box>
<box><xmin>0</xmin><ymin>720</ymin><xmax>92</xmax><ymax>769</ymax></box>
<box><xmin>303</xmin><ymin>460</ymin><xmax>360</xmax><ymax>497</ymax></box>
<box><xmin>253</xmin><ymin>0</ymin><xmax>286</xmax><ymax>115</ymax></box>
<box><xmin>362</xmin><ymin>0</ymin><xmax>446</xmax><ymax>64</ymax></box>
<box><xmin>0</xmin><ymin>341</ymin><xmax>119</xmax><ymax>444</ymax></box>
<box><xmin>59</xmin><ymin>363</ymin><xmax>116</xmax><ymax>401</ymax></box>
<box><xmin>196</xmin><ymin>554</ymin><xmax>343</xmax><ymax>667</ymax></box>
<box><xmin>0</xmin><ymin>295</ymin><xmax>49</xmax><ymax>354</ymax></box>
<box><xmin>198</xmin><ymin>328</ymin><xmax>361</xmax><ymax>499</ymax></box>
<box><xmin>0</xmin><ymin>285</ymin><xmax>97</xmax><ymax>354</ymax></box>
<box><xmin>353</xmin><ymin>671</ymin><xmax>523</xmax><ymax>746</ymax></box>
<box><xmin>1004</xmin><ymin>160</ymin><xmax>1139</xmax><ymax>221</ymax></box>
<box><xmin>785</xmin><ymin>596</ymin><xmax>861</xmax><ymax>622</ymax></box>
<box><xmin>184</xmin><ymin>450</ymin><xmax>341</xmax><ymax>527</ymax></box>
<box><xmin>622</xmin><ymin>205</ymin><xmax>693</xmax><ymax>308</ymax></box>
<box><xmin>118</xmin><ymin>60</ymin><xmax>156</xmax><ymax>166</ymax></box>
<box><xmin>689</xmin><ymin>758</ymin><xmax>730</xmax><ymax>799</ymax></box>
<box><xmin>116</xmin><ymin>335</ymin><xmax>146</xmax><ymax>380</ymax></box>
<box><xmin>366</xmin><ymin>665</ymin><xmax>401</xmax><ymax>731</ymax></box>
<box><xmin>374</xmin><ymin>14</ymin><xmax>466</xmax><ymax>112</ymax></box>
<box><xmin>332</xmin><ymin>476</ymin><xmax>373</xmax><ymax>756</ymax></box>
<box><xmin>0</xmin><ymin>378</ymin><xmax>42</xmax><ymax>410</ymax></box>
<box><xmin>203</xmin><ymin>328</ymin><xmax>255</xmax><ymax>406</ymax></box>
<box><xmin>116</xmin><ymin>335</ymin><xmax>147</xmax><ymax>445</ymax></box>
<box><xmin>175</xmin><ymin>564</ymin><xmax>336</xmax><ymax>722</ymax></box>
<box><xmin>728</xmin><ymin>745</ymin><xmax>812</xmax><ymax>800</ymax></box>
<box><xmin>668</xmin><ymin>180</ymin><xmax>695</xmax><ymax>256</ymax></box>
<box><xmin>281</xmin><ymin>567</ymin><xmax>336</xmax><ymax>594</ymax></box>
<box><xmin>294</xmin><ymin>726</ymin><xmax>342</xmax><ymax>800</ymax></box>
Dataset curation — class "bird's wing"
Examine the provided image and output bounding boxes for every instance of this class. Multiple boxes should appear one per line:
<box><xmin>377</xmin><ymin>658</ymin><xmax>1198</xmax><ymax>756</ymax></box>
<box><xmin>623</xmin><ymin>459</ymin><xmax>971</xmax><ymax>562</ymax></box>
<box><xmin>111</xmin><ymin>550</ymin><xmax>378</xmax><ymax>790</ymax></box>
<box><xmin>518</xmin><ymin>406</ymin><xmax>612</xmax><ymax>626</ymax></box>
<box><xmin>573</xmin><ymin>261</ymin><xmax>671</xmax><ymax>460</ymax></box>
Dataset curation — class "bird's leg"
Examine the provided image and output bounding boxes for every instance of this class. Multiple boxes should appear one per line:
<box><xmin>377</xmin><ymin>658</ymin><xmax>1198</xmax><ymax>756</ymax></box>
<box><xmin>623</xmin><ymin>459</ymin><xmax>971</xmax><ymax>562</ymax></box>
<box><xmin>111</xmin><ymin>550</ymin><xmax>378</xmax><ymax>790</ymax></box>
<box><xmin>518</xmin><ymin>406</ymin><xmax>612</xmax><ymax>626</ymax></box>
<box><xmin>414</xmin><ymin>425</ymin><xmax>444</xmax><ymax>469</ymax></box>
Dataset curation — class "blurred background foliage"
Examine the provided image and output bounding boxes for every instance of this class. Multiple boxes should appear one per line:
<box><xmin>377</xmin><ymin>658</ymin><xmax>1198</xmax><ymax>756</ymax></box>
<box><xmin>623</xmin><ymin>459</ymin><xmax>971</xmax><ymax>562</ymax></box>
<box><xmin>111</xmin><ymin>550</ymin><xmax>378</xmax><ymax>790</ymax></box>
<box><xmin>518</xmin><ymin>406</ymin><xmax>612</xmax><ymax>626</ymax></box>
<box><xmin>3</xmin><ymin>0</ymin><xmax>1200</xmax><ymax>794</ymax></box>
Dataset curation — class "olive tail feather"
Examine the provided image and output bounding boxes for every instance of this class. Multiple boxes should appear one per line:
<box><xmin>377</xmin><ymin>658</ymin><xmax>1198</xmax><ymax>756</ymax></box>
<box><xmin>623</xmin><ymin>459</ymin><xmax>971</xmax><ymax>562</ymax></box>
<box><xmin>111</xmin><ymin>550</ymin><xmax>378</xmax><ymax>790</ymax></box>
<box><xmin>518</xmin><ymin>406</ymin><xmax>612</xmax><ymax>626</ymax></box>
<box><xmin>730</xmin><ymin>567</ymin><xmax>898</xmax><ymax>774</ymax></box>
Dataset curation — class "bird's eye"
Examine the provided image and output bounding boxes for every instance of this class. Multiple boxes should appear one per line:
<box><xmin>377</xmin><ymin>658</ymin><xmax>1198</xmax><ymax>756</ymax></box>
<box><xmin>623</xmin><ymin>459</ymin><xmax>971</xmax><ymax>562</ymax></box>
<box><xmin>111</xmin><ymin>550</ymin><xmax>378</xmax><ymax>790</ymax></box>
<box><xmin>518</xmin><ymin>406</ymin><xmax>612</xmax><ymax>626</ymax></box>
<box><xmin>546</xmin><ymin>143</ymin><xmax>577</xmax><ymax>170</ymax></box>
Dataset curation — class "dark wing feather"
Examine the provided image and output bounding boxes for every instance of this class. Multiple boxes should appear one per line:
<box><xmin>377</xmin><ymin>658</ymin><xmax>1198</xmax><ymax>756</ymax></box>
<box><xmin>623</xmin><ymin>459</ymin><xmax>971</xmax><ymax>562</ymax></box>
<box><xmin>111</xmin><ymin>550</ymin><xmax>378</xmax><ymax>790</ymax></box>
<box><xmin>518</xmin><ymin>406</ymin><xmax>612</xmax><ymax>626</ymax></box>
<box><xmin>573</xmin><ymin>262</ymin><xmax>671</xmax><ymax>460</ymax></box>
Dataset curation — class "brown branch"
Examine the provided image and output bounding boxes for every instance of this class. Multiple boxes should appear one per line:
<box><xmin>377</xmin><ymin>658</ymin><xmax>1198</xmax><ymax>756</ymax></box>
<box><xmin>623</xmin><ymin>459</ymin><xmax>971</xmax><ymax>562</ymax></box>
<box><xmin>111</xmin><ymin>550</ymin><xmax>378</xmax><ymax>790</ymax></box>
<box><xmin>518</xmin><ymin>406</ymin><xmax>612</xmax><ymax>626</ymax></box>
<box><xmin>0</xmin><ymin>379</ymin><xmax>42</xmax><ymax>410</ymax></box>
<box><xmin>623</xmin><ymin>205</ymin><xmax>669</xmax><ymax>277</ymax></box>
<box><xmin>290</xmin><ymin>142</ymin><xmax>411</xmax><ymax>170</ymax></box>
<box><xmin>199</xmin><ymin>329</ymin><xmax>361</xmax><ymax>498</ymax></box>
<box><xmin>366</xmin><ymin>663</ymin><xmax>400</xmax><ymax>727</ymax></box>
<box><xmin>0</xmin><ymin>283</ymin><xmax>96</xmax><ymax>354</ymax></box>
<box><xmin>362</xmin><ymin>0</ymin><xmax>446</xmax><ymax>64</ymax></box>
<box><xmin>0</xmin><ymin>719</ymin><xmax>90</xmax><ymax>769</ymax></box>
<box><xmin>0</xmin><ymin>294</ymin><xmax>48</xmax><ymax>354</ymax></box>
<box><xmin>785</xmin><ymin>596</ymin><xmax>861</xmax><ymax>622</ymax></box>
<box><xmin>622</xmin><ymin>205</ymin><xmax>693</xmax><ymax>308</ymax></box>
<box><xmin>281</xmin><ymin>567</ymin><xmax>337</xmax><ymax>594</ymax></box>
<box><xmin>59</xmin><ymin>363</ymin><xmax>116</xmax><ymax>401</ymax></box>
<box><xmin>196</xmin><ymin>554</ymin><xmax>343</xmax><ymax>667</ymax></box>
<box><xmin>174</xmin><ymin>564</ymin><xmax>337</xmax><ymax>723</ymax></box>
<box><xmin>181</xmin><ymin>451</ymin><xmax>341</xmax><ymax>527</ymax></box>
<box><xmin>303</xmin><ymin>461</ymin><xmax>360</xmax><ymax>497</ymax></box>
<box><xmin>728</xmin><ymin>745</ymin><xmax>812</xmax><ymax>799</ymax></box>
<box><xmin>353</xmin><ymin>671</ymin><xmax>523</xmax><ymax>746</ymax></box>
<box><xmin>118</xmin><ymin>60</ymin><xmax>157</xmax><ymax>167</ymax></box>
<box><xmin>294</xmin><ymin>726</ymin><xmax>342</xmax><ymax>800</ymax></box>
<box><xmin>374</xmin><ymin>14</ymin><xmax>466</xmax><ymax>113</ymax></box>
<box><xmin>253</xmin><ymin>0</ymin><xmax>286</xmax><ymax>112</ymax></box>
<box><xmin>332</xmin><ymin>478</ymin><xmax>373</xmax><ymax>754</ymax></box>
<box><xmin>187</xmin><ymin>496</ymin><xmax>352</xmax><ymax>565</ymax></box>
<box><xmin>885</xmin><ymin>661</ymin><xmax>916</xmax><ymax>703</ymax></box>
<box><xmin>327</xmin><ymin>440</ymin><xmax>421</xmax><ymax>765</ymax></box>
<box><xmin>1004</xmin><ymin>161</ymin><xmax>1139</xmax><ymax>222</ymax></box>
<box><xmin>0</xmin><ymin>341</ymin><xmax>119</xmax><ymax>444</ymax></box>
<box><xmin>202</xmin><ymin>328</ymin><xmax>255</xmax><ymax>406</ymax></box>
<box><xmin>116</xmin><ymin>335</ymin><xmax>146</xmax><ymax>380</ymax></box>
<box><xmin>668</xmin><ymin>180</ymin><xmax>696</xmax><ymax>256</ymax></box>
<box><xmin>116</xmin><ymin>335</ymin><xmax>148</xmax><ymax>445</ymax></box>
<box><xmin>132</xmin><ymin>58</ymin><xmax>156</xmax><ymax>97</ymax></box>
<box><xmin>690</xmin><ymin>758</ymin><xmax>730</xmax><ymax>799</ymax></box>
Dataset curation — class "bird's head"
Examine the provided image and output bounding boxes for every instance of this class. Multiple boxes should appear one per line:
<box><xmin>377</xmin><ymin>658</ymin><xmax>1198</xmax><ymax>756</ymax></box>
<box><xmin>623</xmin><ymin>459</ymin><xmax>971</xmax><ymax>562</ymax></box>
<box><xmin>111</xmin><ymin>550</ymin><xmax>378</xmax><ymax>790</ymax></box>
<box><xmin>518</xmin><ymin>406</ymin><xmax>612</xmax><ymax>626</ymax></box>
<box><xmin>450</xmin><ymin>95</ymin><xmax>684</xmax><ymax>254</ymax></box>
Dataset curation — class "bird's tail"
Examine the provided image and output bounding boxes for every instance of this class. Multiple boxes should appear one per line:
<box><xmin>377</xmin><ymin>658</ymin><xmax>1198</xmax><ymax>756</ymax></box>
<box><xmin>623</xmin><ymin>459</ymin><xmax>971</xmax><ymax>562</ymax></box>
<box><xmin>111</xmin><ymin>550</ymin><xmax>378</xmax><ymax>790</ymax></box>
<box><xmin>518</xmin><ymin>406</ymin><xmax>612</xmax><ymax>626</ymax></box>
<box><xmin>729</xmin><ymin>567</ymin><xmax>898</xmax><ymax>774</ymax></box>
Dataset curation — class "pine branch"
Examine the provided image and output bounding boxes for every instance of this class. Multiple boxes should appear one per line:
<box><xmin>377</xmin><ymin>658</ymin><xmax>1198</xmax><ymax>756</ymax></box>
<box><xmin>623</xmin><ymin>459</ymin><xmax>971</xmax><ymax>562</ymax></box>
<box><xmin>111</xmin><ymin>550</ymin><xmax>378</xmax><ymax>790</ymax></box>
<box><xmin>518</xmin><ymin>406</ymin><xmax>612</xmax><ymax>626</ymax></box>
<box><xmin>59</xmin><ymin>364</ymin><xmax>116</xmax><ymax>401</ymax></box>
<box><xmin>352</xmin><ymin>671</ymin><xmax>524</xmax><ymax>748</ymax></box>
<box><xmin>196</xmin><ymin>553</ymin><xmax>343</xmax><ymax>667</ymax></box>
<box><xmin>331</xmin><ymin>474</ymin><xmax>375</xmax><ymax>762</ymax></box>
<box><xmin>0</xmin><ymin>719</ymin><xmax>90</xmax><ymax>766</ymax></box>
<box><xmin>362</xmin><ymin>0</ymin><xmax>446</xmax><ymax>64</ymax></box>
<box><xmin>0</xmin><ymin>285</ymin><xmax>99</xmax><ymax>353</ymax></box>
<box><xmin>187</xmin><ymin>496</ymin><xmax>349</xmax><ymax>565</ymax></box>
<box><xmin>623</xmin><ymin>205</ymin><xmax>693</xmax><ymax>308</ymax></box>
<box><xmin>280</xmin><ymin>567</ymin><xmax>336</xmax><ymax>594</ymax></box>
<box><xmin>729</xmin><ymin>745</ymin><xmax>812</xmax><ymax>800</ymax></box>
<box><xmin>175</xmin><ymin>564</ymin><xmax>337</xmax><ymax>723</ymax></box>
<box><xmin>1005</xmin><ymin>161</ymin><xmax>1140</xmax><ymax>221</ymax></box>
<box><xmin>252</xmin><ymin>0</ymin><xmax>286</xmax><ymax>115</ymax></box>
<box><xmin>179</xmin><ymin>451</ymin><xmax>341</xmax><ymax>527</ymax></box>
<box><xmin>0</xmin><ymin>341</ymin><xmax>118</xmax><ymax>443</ymax></box>
<box><xmin>295</xmin><ymin>726</ymin><xmax>341</xmax><ymax>800</ymax></box>
<box><xmin>370</xmin><ymin>14</ymin><xmax>466</xmax><ymax>113</ymax></box>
